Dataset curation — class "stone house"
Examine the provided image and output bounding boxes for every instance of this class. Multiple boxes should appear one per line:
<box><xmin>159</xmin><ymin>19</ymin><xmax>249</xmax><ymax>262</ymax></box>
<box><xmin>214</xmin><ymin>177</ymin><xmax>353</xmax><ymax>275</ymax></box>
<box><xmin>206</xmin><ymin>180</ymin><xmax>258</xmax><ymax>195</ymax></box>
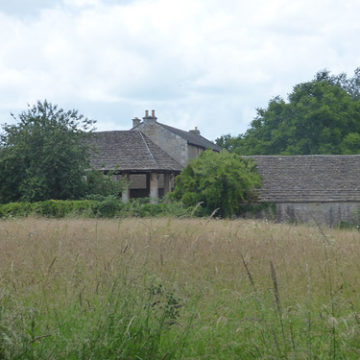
<box><xmin>250</xmin><ymin>155</ymin><xmax>360</xmax><ymax>226</ymax></box>
<box><xmin>132</xmin><ymin>110</ymin><xmax>221</xmax><ymax>166</ymax></box>
<box><xmin>88</xmin><ymin>110</ymin><xmax>221</xmax><ymax>202</ymax></box>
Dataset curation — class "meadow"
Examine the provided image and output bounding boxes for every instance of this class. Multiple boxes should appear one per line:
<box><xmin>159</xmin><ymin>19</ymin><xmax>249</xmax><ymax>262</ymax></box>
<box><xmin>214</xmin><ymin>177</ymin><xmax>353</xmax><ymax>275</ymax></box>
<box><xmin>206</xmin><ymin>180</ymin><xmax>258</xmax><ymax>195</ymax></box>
<box><xmin>0</xmin><ymin>218</ymin><xmax>359</xmax><ymax>359</ymax></box>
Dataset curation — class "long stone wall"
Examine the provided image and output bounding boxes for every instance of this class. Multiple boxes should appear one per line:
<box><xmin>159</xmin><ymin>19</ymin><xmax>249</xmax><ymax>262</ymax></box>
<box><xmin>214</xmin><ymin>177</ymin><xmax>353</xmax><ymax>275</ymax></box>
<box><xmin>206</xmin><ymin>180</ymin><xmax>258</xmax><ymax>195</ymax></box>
<box><xmin>272</xmin><ymin>202</ymin><xmax>360</xmax><ymax>227</ymax></box>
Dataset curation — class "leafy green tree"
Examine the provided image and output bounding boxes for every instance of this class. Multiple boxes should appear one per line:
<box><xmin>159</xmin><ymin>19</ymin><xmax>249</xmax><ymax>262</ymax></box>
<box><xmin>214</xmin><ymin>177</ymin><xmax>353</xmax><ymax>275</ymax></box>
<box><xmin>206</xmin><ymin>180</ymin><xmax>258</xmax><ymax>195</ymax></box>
<box><xmin>0</xmin><ymin>100</ymin><xmax>95</xmax><ymax>203</ymax></box>
<box><xmin>217</xmin><ymin>68</ymin><xmax>360</xmax><ymax>155</ymax></box>
<box><xmin>170</xmin><ymin>150</ymin><xmax>261</xmax><ymax>217</ymax></box>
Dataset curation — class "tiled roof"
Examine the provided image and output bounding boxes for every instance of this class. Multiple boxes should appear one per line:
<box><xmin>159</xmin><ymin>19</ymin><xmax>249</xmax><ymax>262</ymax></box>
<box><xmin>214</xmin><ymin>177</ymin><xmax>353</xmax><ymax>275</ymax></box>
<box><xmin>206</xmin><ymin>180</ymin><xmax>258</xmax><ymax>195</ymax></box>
<box><xmin>158</xmin><ymin>123</ymin><xmax>222</xmax><ymax>151</ymax></box>
<box><xmin>88</xmin><ymin>131</ymin><xmax>183</xmax><ymax>172</ymax></box>
<box><xmin>248</xmin><ymin>155</ymin><xmax>360</xmax><ymax>202</ymax></box>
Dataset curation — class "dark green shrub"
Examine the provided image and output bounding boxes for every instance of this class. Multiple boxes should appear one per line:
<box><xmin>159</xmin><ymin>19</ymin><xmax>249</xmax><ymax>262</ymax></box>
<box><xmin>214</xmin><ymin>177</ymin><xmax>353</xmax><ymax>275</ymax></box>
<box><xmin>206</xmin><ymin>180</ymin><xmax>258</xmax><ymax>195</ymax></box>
<box><xmin>71</xmin><ymin>200</ymin><xmax>96</xmax><ymax>216</ymax></box>
<box><xmin>91</xmin><ymin>197</ymin><xmax>124</xmax><ymax>217</ymax></box>
<box><xmin>32</xmin><ymin>200</ymin><xmax>73</xmax><ymax>218</ymax></box>
<box><xmin>171</xmin><ymin>150</ymin><xmax>261</xmax><ymax>217</ymax></box>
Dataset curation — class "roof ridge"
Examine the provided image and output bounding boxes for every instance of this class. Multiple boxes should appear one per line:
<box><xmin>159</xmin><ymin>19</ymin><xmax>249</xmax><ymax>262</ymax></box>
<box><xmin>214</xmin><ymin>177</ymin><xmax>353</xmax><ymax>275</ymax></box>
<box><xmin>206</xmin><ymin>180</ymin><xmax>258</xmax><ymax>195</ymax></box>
<box><xmin>159</xmin><ymin>122</ymin><xmax>204</xmax><ymax>138</ymax></box>
<box><xmin>157</xmin><ymin>122</ymin><xmax>221</xmax><ymax>151</ymax></box>
<box><xmin>138</xmin><ymin>131</ymin><xmax>159</xmax><ymax>167</ymax></box>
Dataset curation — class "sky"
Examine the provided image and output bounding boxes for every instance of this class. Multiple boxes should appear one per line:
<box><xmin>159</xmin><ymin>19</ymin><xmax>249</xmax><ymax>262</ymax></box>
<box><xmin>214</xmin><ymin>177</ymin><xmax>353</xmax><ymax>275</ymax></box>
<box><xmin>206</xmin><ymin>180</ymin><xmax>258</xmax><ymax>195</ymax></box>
<box><xmin>0</xmin><ymin>0</ymin><xmax>359</xmax><ymax>141</ymax></box>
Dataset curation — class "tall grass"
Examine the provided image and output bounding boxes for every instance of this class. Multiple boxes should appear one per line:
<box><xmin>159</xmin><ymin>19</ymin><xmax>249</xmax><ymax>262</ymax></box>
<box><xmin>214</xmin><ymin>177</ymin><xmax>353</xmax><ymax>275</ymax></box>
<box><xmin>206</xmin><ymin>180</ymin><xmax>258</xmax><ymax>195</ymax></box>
<box><xmin>0</xmin><ymin>218</ymin><xmax>359</xmax><ymax>358</ymax></box>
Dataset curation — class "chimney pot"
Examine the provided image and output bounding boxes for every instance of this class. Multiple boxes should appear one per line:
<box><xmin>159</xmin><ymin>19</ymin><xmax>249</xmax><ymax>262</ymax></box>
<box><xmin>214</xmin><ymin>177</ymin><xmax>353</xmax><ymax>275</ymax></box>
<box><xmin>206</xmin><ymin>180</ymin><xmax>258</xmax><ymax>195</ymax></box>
<box><xmin>143</xmin><ymin>109</ymin><xmax>157</xmax><ymax>122</ymax></box>
<box><xmin>189</xmin><ymin>126</ymin><xmax>200</xmax><ymax>135</ymax></box>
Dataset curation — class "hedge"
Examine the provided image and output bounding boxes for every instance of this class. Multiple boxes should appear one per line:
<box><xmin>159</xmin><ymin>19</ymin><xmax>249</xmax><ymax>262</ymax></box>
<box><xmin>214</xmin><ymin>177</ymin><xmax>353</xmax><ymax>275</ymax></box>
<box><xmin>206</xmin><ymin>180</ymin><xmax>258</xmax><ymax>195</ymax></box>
<box><xmin>0</xmin><ymin>198</ymin><xmax>190</xmax><ymax>219</ymax></box>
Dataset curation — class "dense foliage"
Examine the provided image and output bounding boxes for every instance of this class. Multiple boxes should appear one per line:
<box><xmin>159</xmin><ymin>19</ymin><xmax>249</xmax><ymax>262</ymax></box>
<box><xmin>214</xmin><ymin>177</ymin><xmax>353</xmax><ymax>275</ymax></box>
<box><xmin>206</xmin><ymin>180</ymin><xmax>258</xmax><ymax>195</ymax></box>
<box><xmin>0</xmin><ymin>198</ymin><xmax>189</xmax><ymax>218</ymax></box>
<box><xmin>171</xmin><ymin>150</ymin><xmax>261</xmax><ymax>217</ymax></box>
<box><xmin>217</xmin><ymin>68</ymin><xmax>360</xmax><ymax>155</ymax></box>
<box><xmin>0</xmin><ymin>100</ymin><xmax>96</xmax><ymax>203</ymax></box>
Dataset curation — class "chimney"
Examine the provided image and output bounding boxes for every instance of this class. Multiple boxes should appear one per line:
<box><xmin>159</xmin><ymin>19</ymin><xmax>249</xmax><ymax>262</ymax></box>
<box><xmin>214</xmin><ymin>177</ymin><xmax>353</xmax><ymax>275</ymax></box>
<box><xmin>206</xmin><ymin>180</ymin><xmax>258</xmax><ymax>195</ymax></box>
<box><xmin>189</xmin><ymin>126</ymin><xmax>200</xmax><ymax>135</ymax></box>
<box><xmin>132</xmin><ymin>117</ymin><xmax>141</xmax><ymax>128</ymax></box>
<box><xmin>143</xmin><ymin>109</ymin><xmax>157</xmax><ymax>123</ymax></box>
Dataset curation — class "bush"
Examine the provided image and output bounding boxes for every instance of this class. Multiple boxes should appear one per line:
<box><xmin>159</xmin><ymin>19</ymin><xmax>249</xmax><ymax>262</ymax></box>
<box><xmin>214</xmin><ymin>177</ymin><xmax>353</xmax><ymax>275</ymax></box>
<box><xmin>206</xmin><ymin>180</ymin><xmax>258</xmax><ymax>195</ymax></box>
<box><xmin>91</xmin><ymin>196</ymin><xmax>124</xmax><ymax>217</ymax></box>
<box><xmin>0</xmin><ymin>202</ymin><xmax>32</xmax><ymax>217</ymax></box>
<box><xmin>0</xmin><ymin>198</ymin><xmax>189</xmax><ymax>219</ymax></box>
<box><xmin>170</xmin><ymin>150</ymin><xmax>261</xmax><ymax>217</ymax></box>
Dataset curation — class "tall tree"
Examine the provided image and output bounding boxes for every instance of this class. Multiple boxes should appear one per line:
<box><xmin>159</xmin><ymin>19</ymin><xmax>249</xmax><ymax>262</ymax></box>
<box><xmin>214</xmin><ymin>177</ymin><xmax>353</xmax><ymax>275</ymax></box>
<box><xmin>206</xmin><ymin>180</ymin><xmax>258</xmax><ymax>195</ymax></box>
<box><xmin>217</xmin><ymin>68</ymin><xmax>360</xmax><ymax>155</ymax></box>
<box><xmin>0</xmin><ymin>100</ymin><xmax>95</xmax><ymax>202</ymax></box>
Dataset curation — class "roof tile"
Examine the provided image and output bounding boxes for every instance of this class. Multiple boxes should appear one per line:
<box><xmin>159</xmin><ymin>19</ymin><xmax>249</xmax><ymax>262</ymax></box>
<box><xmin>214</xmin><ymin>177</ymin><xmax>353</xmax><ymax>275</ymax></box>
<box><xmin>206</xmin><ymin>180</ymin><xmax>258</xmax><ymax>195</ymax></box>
<box><xmin>88</xmin><ymin>131</ymin><xmax>183</xmax><ymax>172</ymax></box>
<box><xmin>248</xmin><ymin>155</ymin><xmax>360</xmax><ymax>202</ymax></box>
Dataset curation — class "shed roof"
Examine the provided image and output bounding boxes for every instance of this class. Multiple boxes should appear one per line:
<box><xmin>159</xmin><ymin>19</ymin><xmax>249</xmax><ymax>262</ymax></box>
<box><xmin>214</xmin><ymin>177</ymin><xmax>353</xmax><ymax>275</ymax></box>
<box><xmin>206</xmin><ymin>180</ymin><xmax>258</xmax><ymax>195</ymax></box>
<box><xmin>249</xmin><ymin>155</ymin><xmax>360</xmax><ymax>202</ymax></box>
<box><xmin>88</xmin><ymin>131</ymin><xmax>182</xmax><ymax>172</ymax></box>
<box><xmin>157</xmin><ymin>122</ymin><xmax>222</xmax><ymax>152</ymax></box>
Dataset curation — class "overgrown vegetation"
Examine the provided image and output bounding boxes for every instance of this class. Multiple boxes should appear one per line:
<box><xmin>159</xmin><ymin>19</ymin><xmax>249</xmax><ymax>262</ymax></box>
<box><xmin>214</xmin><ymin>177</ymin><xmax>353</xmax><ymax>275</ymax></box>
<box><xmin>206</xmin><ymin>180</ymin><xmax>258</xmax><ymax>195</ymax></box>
<box><xmin>170</xmin><ymin>150</ymin><xmax>261</xmax><ymax>217</ymax></box>
<box><xmin>0</xmin><ymin>197</ymin><xmax>190</xmax><ymax>218</ymax></box>
<box><xmin>217</xmin><ymin>68</ymin><xmax>360</xmax><ymax>155</ymax></box>
<box><xmin>0</xmin><ymin>218</ymin><xmax>359</xmax><ymax>359</ymax></box>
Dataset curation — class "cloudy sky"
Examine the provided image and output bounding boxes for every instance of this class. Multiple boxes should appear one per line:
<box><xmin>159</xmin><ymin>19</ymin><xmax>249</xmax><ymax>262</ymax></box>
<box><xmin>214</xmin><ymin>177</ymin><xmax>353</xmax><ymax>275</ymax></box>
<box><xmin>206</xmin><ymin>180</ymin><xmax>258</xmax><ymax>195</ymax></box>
<box><xmin>0</xmin><ymin>0</ymin><xmax>359</xmax><ymax>140</ymax></box>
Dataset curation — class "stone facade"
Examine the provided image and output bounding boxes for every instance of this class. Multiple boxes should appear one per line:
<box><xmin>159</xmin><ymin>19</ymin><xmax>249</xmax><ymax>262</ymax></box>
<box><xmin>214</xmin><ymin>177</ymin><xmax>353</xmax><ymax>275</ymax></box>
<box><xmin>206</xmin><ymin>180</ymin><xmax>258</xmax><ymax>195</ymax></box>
<box><xmin>133</xmin><ymin>110</ymin><xmax>221</xmax><ymax>166</ymax></box>
<box><xmin>187</xmin><ymin>144</ymin><xmax>203</xmax><ymax>162</ymax></box>
<box><xmin>135</xmin><ymin>117</ymin><xmax>189</xmax><ymax>166</ymax></box>
<box><xmin>274</xmin><ymin>202</ymin><xmax>359</xmax><ymax>227</ymax></box>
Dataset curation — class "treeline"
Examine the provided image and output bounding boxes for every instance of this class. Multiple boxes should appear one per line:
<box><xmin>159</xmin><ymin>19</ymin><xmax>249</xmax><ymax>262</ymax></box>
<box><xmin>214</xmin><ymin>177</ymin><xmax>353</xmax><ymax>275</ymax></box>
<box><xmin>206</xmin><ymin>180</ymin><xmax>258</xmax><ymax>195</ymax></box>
<box><xmin>216</xmin><ymin>68</ymin><xmax>360</xmax><ymax>155</ymax></box>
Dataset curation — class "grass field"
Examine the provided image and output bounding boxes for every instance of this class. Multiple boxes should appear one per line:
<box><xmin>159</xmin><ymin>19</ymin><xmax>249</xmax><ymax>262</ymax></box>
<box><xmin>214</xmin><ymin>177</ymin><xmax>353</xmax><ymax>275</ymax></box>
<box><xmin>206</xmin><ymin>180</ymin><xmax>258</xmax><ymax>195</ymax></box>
<box><xmin>0</xmin><ymin>218</ymin><xmax>359</xmax><ymax>359</ymax></box>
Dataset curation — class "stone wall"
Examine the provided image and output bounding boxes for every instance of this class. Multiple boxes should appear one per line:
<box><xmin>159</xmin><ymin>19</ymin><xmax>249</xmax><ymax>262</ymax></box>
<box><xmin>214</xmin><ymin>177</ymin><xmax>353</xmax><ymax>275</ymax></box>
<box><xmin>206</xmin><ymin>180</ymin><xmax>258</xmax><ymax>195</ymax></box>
<box><xmin>136</xmin><ymin>121</ymin><xmax>188</xmax><ymax>166</ymax></box>
<box><xmin>272</xmin><ymin>202</ymin><xmax>360</xmax><ymax>227</ymax></box>
<box><xmin>188</xmin><ymin>144</ymin><xmax>203</xmax><ymax>162</ymax></box>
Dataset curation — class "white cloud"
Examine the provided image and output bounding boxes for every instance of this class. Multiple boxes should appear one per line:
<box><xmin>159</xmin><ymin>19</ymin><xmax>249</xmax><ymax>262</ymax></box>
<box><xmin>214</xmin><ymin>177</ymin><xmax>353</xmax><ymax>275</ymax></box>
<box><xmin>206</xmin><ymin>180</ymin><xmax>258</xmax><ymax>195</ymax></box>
<box><xmin>63</xmin><ymin>0</ymin><xmax>100</xmax><ymax>7</ymax></box>
<box><xmin>0</xmin><ymin>0</ymin><xmax>359</xmax><ymax>139</ymax></box>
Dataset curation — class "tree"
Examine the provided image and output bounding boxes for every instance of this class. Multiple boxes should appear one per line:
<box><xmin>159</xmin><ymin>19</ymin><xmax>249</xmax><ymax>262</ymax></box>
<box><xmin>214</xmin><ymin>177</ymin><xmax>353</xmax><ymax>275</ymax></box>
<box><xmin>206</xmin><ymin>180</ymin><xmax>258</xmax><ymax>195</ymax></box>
<box><xmin>170</xmin><ymin>150</ymin><xmax>261</xmax><ymax>217</ymax></box>
<box><xmin>0</xmin><ymin>100</ymin><xmax>95</xmax><ymax>203</ymax></box>
<box><xmin>216</xmin><ymin>68</ymin><xmax>360</xmax><ymax>155</ymax></box>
